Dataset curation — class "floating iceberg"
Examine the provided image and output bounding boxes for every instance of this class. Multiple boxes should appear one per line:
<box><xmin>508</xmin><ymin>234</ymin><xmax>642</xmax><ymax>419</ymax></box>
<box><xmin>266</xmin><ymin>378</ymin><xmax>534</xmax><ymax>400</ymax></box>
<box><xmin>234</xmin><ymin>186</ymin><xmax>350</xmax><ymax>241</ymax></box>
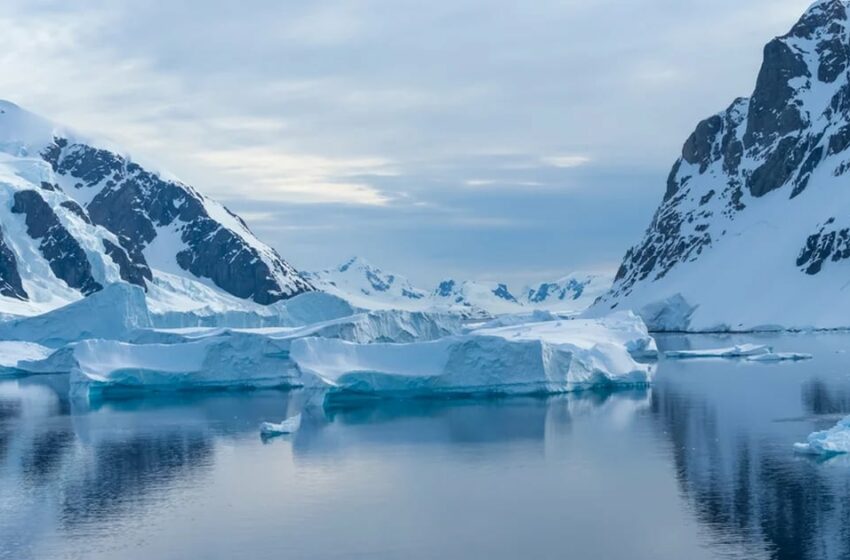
<box><xmin>69</xmin><ymin>333</ymin><xmax>301</xmax><ymax>398</ymax></box>
<box><xmin>747</xmin><ymin>352</ymin><xmax>813</xmax><ymax>362</ymax></box>
<box><xmin>471</xmin><ymin>311</ymin><xmax>658</xmax><ymax>360</ymax></box>
<box><xmin>68</xmin><ymin>309</ymin><xmax>464</xmax><ymax>397</ymax></box>
<box><xmin>291</xmin><ymin>313</ymin><xmax>655</xmax><ymax>399</ymax></box>
<box><xmin>794</xmin><ymin>416</ymin><xmax>850</xmax><ymax>457</ymax></box>
<box><xmin>664</xmin><ymin>344</ymin><xmax>771</xmax><ymax>359</ymax></box>
<box><xmin>260</xmin><ymin>414</ymin><xmax>302</xmax><ymax>437</ymax></box>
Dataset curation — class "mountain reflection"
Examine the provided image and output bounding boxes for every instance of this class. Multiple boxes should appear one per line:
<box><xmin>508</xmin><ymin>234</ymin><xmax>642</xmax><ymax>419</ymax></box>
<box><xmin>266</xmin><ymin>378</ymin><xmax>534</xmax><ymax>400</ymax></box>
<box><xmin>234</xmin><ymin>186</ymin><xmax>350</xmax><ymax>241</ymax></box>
<box><xmin>650</xmin><ymin>355</ymin><xmax>850</xmax><ymax>560</ymax></box>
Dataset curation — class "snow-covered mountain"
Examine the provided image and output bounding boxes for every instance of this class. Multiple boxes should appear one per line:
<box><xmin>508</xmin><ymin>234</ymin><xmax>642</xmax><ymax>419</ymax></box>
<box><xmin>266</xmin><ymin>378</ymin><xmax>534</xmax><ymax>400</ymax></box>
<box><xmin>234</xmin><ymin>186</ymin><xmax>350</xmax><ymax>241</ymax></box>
<box><xmin>0</xmin><ymin>101</ymin><xmax>312</xmax><ymax>318</ymax></box>
<box><xmin>304</xmin><ymin>257</ymin><xmax>433</xmax><ymax>311</ymax></box>
<box><xmin>595</xmin><ymin>0</ymin><xmax>850</xmax><ymax>332</ymax></box>
<box><xmin>307</xmin><ymin>257</ymin><xmax>611</xmax><ymax>317</ymax></box>
<box><xmin>523</xmin><ymin>272</ymin><xmax>613</xmax><ymax>314</ymax></box>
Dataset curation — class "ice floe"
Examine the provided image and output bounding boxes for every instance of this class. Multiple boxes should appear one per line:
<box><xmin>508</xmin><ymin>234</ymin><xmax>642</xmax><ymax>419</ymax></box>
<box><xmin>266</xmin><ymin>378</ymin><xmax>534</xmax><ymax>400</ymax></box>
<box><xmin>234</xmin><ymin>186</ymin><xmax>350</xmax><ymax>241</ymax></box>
<box><xmin>794</xmin><ymin>416</ymin><xmax>850</xmax><ymax>457</ymax></box>
<box><xmin>260</xmin><ymin>414</ymin><xmax>302</xmax><ymax>437</ymax></box>
<box><xmin>746</xmin><ymin>352</ymin><xmax>813</xmax><ymax>362</ymax></box>
<box><xmin>664</xmin><ymin>344</ymin><xmax>772</xmax><ymax>359</ymax></box>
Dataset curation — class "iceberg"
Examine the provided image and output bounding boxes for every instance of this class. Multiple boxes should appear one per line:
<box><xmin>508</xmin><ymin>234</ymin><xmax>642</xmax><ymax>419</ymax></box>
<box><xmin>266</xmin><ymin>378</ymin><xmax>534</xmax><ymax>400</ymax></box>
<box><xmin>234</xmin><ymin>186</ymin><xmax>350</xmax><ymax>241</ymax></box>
<box><xmin>68</xmin><ymin>309</ymin><xmax>464</xmax><ymax>397</ymax></box>
<box><xmin>664</xmin><ymin>344</ymin><xmax>772</xmax><ymax>359</ymax></box>
<box><xmin>260</xmin><ymin>414</ymin><xmax>302</xmax><ymax>437</ymax></box>
<box><xmin>69</xmin><ymin>333</ymin><xmax>301</xmax><ymax>398</ymax></box>
<box><xmin>291</xmin><ymin>313</ymin><xmax>655</xmax><ymax>399</ymax></box>
<box><xmin>794</xmin><ymin>416</ymin><xmax>850</xmax><ymax>457</ymax></box>
<box><xmin>471</xmin><ymin>311</ymin><xmax>658</xmax><ymax>361</ymax></box>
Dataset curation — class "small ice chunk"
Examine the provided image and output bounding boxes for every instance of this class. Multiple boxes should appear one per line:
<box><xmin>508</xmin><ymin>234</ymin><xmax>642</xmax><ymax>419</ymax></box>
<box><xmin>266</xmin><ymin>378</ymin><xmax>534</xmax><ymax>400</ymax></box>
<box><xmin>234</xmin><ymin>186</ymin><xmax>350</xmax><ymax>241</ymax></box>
<box><xmin>747</xmin><ymin>352</ymin><xmax>813</xmax><ymax>362</ymax></box>
<box><xmin>260</xmin><ymin>414</ymin><xmax>302</xmax><ymax>436</ymax></box>
<box><xmin>665</xmin><ymin>344</ymin><xmax>771</xmax><ymax>359</ymax></box>
<box><xmin>794</xmin><ymin>416</ymin><xmax>850</xmax><ymax>456</ymax></box>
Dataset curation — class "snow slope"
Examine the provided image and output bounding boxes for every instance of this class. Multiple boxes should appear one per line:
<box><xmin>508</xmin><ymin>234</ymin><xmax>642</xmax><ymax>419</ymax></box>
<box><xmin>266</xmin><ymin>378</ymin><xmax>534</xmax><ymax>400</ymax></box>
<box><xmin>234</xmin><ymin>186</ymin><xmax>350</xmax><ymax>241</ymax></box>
<box><xmin>594</xmin><ymin>0</ymin><xmax>850</xmax><ymax>332</ymax></box>
<box><xmin>0</xmin><ymin>100</ymin><xmax>312</xmax><ymax>319</ymax></box>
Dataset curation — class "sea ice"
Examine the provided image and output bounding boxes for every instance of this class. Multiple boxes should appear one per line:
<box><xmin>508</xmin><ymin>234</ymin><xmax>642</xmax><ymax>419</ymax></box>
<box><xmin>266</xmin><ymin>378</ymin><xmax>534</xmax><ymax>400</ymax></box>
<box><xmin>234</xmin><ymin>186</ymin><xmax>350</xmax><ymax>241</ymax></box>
<box><xmin>260</xmin><ymin>414</ymin><xmax>302</xmax><ymax>436</ymax></box>
<box><xmin>747</xmin><ymin>352</ymin><xmax>813</xmax><ymax>362</ymax></box>
<box><xmin>794</xmin><ymin>416</ymin><xmax>850</xmax><ymax>456</ymax></box>
<box><xmin>664</xmin><ymin>344</ymin><xmax>772</xmax><ymax>359</ymax></box>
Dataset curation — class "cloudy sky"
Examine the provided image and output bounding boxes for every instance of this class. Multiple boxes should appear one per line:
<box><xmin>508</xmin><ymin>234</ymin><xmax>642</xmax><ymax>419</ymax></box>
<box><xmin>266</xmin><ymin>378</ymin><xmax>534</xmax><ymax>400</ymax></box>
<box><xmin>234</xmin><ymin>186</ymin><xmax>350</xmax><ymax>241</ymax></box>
<box><xmin>0</xmin><ymin>0</ymin><xmax>813</xmax><ymax>285</ymax></box>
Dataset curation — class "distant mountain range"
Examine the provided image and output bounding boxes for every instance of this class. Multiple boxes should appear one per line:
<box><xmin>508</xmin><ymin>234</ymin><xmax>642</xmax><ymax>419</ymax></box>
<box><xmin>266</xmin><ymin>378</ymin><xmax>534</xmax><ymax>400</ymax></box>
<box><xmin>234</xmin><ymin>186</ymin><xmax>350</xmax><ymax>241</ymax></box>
<box><xmin>305</xmin><ymin>257</ymin><xmax>612</xmax><ymax>317</ymax></box>
<box><xmin>596</xmin><ymin>0</ymin><xmax>850</xmax><ymax>331</ymax></box>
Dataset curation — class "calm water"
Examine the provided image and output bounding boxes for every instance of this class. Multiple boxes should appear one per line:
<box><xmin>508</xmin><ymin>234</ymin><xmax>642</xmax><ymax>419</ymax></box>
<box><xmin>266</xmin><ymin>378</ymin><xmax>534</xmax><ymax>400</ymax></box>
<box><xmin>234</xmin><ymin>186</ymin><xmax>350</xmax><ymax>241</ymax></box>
<box><xmin>3</xmin><ymin>333</ymin><xmax>850</xmax><ymax>560</ymax></box>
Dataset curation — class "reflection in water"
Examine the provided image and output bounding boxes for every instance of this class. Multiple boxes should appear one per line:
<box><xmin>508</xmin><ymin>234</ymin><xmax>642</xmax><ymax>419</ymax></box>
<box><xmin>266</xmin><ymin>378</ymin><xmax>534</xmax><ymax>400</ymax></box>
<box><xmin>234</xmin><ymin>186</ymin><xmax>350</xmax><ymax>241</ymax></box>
<box><xmin>651</xmin><ymin>332</ymin><xmax>850</xmax><ymax>560</ymax></box>
<box><xmin>2</xmin><ymin>334</ymin><xmax>850</xmax><ymax>559</ymax></box>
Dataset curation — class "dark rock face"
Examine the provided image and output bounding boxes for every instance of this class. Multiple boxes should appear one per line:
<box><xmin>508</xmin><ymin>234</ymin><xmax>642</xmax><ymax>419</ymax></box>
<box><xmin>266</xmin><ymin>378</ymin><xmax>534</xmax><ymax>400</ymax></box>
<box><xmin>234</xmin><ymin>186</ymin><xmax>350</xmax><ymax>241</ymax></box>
<box><xmin>491</xmin><ymin>284</ymin><xmax>518</xmax><ymax>303</ymax></box>
<box><xmin>40</xmin><ymin>141</ymin><xmax>312</xmax><ymax>304</ymax></box>
<box><xmin>797</xmin><ymin>218</ymin><xmax>850</xmax><ymax>274</ymax></box>
<box><xmin>527</xmin><ymin>279</ymin><xmax>587</xmax><ymax>303</ymax></box>
<box><xmin>58</xmin><ymin>200</ymin><xmax>91</xmax><ymax>224</ymax></box>
<box><xmin>436</xmin><ymin>280</ymin><xmax>456</xmax><ymax>298</ymax></box>
<box><xmin>743</xmin><ymin>39</ymin><xmax>808</xmax><ymax>149</ymax></box>
<box><xmin>0</xmin><ymin>228</ymin><xmax>27</xmax><ymax>300</ymax></box>
<box><xmin>11</xmin><ymin>190</ymin><xmax>102</xmax><ymax>295</ymax></box>
<box><xmin>102</xmin><ymin>239</ymin><xmax>148</xmax><ymax>289</ymax></box>
<box><xmin>605</xmin><ymin>1</ymin><xmax>850</xmax><ymax>304</ymax></box>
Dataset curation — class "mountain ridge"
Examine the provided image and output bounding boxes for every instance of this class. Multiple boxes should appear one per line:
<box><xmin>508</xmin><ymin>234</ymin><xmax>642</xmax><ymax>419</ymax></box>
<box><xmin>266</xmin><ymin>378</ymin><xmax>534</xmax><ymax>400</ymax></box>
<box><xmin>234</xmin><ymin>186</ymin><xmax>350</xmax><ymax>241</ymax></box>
<box><xmin>0</xmin><ymin>101</ymin><xmax>313</xmax><ymax>317</ymax></box>
<box><xmin>594</xmin><ymin>0</ymin><xmax>850</xmax><ymax>331</ymax></box>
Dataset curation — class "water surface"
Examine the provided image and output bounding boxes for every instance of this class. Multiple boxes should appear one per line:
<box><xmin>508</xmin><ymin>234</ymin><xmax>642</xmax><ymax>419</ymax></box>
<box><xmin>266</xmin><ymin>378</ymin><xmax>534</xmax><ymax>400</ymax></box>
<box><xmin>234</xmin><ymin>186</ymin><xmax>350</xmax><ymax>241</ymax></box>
<box><xmin>2</xmin><ymin>333</ymin><xmax>850</xmax><ymax>559</ymax></box>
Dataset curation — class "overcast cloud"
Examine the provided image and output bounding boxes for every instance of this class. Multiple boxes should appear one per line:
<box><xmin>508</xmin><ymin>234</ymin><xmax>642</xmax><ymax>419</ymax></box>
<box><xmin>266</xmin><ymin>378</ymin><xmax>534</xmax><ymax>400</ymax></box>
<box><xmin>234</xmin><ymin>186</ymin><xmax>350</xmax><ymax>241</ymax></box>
<box><xmin>0</xmin><ymin>0</ymin><xmax>812</xmax><ymax>284</ymax></box>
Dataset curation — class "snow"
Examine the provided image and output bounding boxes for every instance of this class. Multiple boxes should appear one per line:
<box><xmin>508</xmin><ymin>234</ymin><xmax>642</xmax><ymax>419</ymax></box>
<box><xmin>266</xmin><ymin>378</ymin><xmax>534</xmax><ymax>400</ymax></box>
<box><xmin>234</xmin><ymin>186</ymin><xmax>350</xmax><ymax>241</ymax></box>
<box><xmin>521</xmin><ymin>271</ymin><xmax>614</xmax><ymax>314</ymax></box>
<box><xmin>664</xmin><ymin>344</ymin><xmax>772</xmax><ymax>359</ymax></box>
<box><xmin>260</xmin><ymin>414</ymin><xmax>302</xmax><ymax>436</ymax></box>
<box><xmin>306</xmin><ymin>257</ymin><xmax>613</xmax><ymax>318</ymax></box>
<box><xmin>68</xmin><ymin>334</ymin><xmax>302</xmax><ymax>398</ymax></box>
<box><xmin>0</xmin><ymin>283</ymin><xmax>152</xmax><ymax>347</ymax></box>
<box><xmin>0</xmin><ymin>340</ymin><xmax>52</xmax><ymax>374</ymax></box>
<box><xmin>589</xmin><ymin>0</ymin><xmax>850</xmax><ymax>332</ymax></box>
<box><xmin>67</xmin><ymin>308</ymin><xmax>464</xmax><ymax>396</ymax></box>
<box><xmin>0</xmin><ymin>100</ymin><xmax>312</xmax><ymax>319</ymax></box>
<box><xmin>290</xmin><ymin>313</ymin><xmax>654</xmax><ymax>398</ymax></box>
<box><xmin>794</xmin><ymin>415</ymin><xmax>850</xmax><ymax>456</ymax></box>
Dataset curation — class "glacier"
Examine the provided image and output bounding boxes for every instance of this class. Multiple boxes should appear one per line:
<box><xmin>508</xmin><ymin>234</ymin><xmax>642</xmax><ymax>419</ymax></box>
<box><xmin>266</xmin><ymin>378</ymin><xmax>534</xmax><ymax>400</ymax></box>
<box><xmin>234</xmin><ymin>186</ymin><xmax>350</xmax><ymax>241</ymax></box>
<box><xmin>290</xmin><ymin>313</ymin><xmax>655</xmax><ymax>399</ymax></box>
<box><xmin>795</xmin><ymin>415</ymin><xmax>850</xmax><ymax>456</ymax></box>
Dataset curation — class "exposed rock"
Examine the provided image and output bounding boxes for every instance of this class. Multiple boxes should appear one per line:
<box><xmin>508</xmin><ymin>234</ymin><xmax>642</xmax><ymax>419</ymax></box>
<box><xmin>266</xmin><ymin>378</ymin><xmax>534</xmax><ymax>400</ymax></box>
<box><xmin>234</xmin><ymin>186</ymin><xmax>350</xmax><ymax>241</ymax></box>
<box><xmin>11</xmin><ymin>190</ymin><xmax>102</xmax><ymax>295</ymax></box>
<box><xmin>0</xmin><ymin>227</ymin><xmax>26</xmax><ymax>300</ymax></box>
